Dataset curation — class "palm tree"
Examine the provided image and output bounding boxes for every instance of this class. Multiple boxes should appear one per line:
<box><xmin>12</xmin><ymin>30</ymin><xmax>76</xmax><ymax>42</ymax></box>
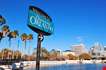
<box><xmin>12</xmin><ymin>30</ymin><xmax>19</xmax><ymax>59</ymax></box>
<box><xmin>0</xmin><ymin>15</ymin><xmax>6</xmax><ymax>41</ymax></box>
<box><xmin>0</xmin><ymin>32</ymin><xmax>3</xmax><ymax>42</ymax></box>
<box><xmin>27</xmin><ymin>34</ymin><xmax>33</xmax><ymax>41</ymax></box>
<box><xmin>11</xmin><ymin>30</ymin><xmax>19</xmax><ymax>38</ymax></box>
<box><xmin>7</xmin><ymin>30</ymin><xmax>19</xmax><ymax>59</ymax></box>
<box><xmin>2</xmin><ymin>25</ymin><xmax>10</xmax><ymax>37</ymax></box>
<box><xmin>0</xmin><ymin>15</ymin><xmax>6</xmax><ymax>26</ymax></box>
<box><xmin>21</xmin><ymin>33</ymin><xmax>28</xmax><ymax>59</ymax></box>
<box><xmin>21</xmin><ymin>33</ymin><xmax>27</xmax><ymax>49</ymax></box>
<box><xmin>0</xmin><ymin>16</ymin><xmax>6</xmax><ymax>60</ymax></box>
<box><xmin>7</xmin><ymin>31</ymin><xmax>13</xmax><ymax>59</ymax></box>
<box><xmin>1</xmin><ymin>25</ymin><xmax>10</xmax><ymax>59</ymax></box>
<box><xmin>27</xmin><ymin>34</ymin><xmax>33</xmax><ymax>55</ymax></box>
<box><xmin>8</xmin><ymin>30</ymin><xmax>19</xmax><ymax>47</ymax></box>
<box><xmin>0</xmin><ymin>32</ymin><xmax>3</xmax><ymax>59</ymax></box>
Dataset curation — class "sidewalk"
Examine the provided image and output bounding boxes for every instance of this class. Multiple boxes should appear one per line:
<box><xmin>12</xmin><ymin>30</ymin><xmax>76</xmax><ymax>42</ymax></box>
<box><xmin>0</xmin><ymin>62</ymin><xmax>30</xmax><ymax>70</ymax></box>
<box><xmin>0</xmin><ymin>65</ymin><xmax>11</xmax><ymax>70</ymax></box>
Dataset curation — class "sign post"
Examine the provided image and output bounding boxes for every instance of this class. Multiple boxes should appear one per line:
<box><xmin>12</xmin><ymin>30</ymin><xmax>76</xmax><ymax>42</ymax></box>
<box><xmin>36</xmin><ymin>33</ymin><xmax>43</xmax><ymax>70</ymax></box>
<box><xmin>27</xmin><ymin>6</ymin><xmax>54</xmax><ymax>70</ymax></box>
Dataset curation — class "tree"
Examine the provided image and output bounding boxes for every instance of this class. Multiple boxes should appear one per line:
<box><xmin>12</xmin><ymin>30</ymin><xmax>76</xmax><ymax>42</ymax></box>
<box><xmin>1</xmin><ymin>25</ymin><xmax>10</xmax><ymax>59</ymax></box>
<box><xmin>49</xmin><ymin>49</ymin><xmax>60</xmax><ymax>60</ymax></box>
<box><xmin>0</xmin><ymin>15</ymin><xmax>6</xmax><ymax>41</ymax></box>
<box><xmin>33</xmin><ymin>47</ymin><xmax>49</xmax><ymax>60</ymax></box>
<box><xmin>2</xmin><ymin>25</ymin><xmax>10</xmax><ymax>37</ymax></box>
<box><xmin>1</xmin><ymin>48</ymin><xmax>12</xmax><ymax>59</ymax></box>
<box><xmin>27</xmin><ymin>34</ymin><xmax>33</xmax><ymax>40</ymax></box>
<box><xmin>29</xmin><ymin>55</ymin><xmax>36</xmax><ymax>61</ymax></box>
<box><xmin>0</xmin><ymin>52</ymin><xmax>2</xmax><ymax>59</ymax></box>
<box><xmin>27</xmin><ymin>34</ymin><xmax>33</xmax><ymax>55</ymax></box>
<box><xmin>21</xmin><ymin>33</ymin><xmax>28</xmax><ymax>59</ymax></box>
<box><xmin>14</xmin><ymin>50</ymin><xmax>21</xmax><ymax>59</ymax></box>
<box><xmin>21</xmin><ymin>33</ymin><xmax>28</xmax><ymax>49</ymax></box>
<box><xmin>0</xmin><ymin>32</ymin><xmax>3</xmax><ymax>42</ymax></box>
<box><xmin>7</xmin><ymin>30</ymin><xmax>19</xmax><ymax>59</ymax></box>
<box><xmin>40</xmin><ymin>47</ymin><xmax>49</xmax><ymax>60</ymax></box>
<box><xmin>12</xmin><ymin>30</ymin><xmax>19</xmax><ymax>59</ymax></box>
<box><xmin>0</xmin><ymin>15</ymin><xmax>6</xmax><ymax>26</ymax></box>
<box><xmin>79</xmin><ymin>53</ymin><xmax>91</xmax><ymax>60</ymax></box>
<box><xmin>67</xmin><ymin>54</ymin><xmax>77</xmax><ymax>60</ymax></box>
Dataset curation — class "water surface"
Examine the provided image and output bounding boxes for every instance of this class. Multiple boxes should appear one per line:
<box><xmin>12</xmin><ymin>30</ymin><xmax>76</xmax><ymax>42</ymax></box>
<box><xmin>26</xmin><ymin>64</ymin><xmax>106</xmax><ymax>70</ymax></box>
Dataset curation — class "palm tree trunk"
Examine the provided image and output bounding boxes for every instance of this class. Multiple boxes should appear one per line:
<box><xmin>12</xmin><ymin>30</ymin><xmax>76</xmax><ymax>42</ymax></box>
<box><xmin>25</xmin><ymin>40</ymin><xmax>27</xmax><ymax>55</ymax></box>
<box><xmin>25</xmin><ymin>40</ymin><xmax>26</xmax><ymax>49</ymax></box>
<box><xmin>21</xmin><ymin>43</ymin><xmax>23</xmax><ymax>61</ymax></box>
<box><xmin>2</xmin><ymin>50</ymin><xmax>4</xmax><ymax>60</ymax></box>
<box><xmin>8</xmin><ymin>39</ymin><xmax>11</xmax><ymax>59</ymax></box>
<box><xmin>21</xmin><ymin>41</ymin><xmax>26</xmax><ymax>61</ymax></box>
<box><xmin>28</xmin><ymin>40</ymin><xmax>31</xmax><ymax>55</ymax></box>
<box><xmin>12</xmin><ymin>38</ymin><xmax>17</xmax><ymax>60</ymax></box>
<box><xmin>16</xmin><ymin>40</ymin><xmax>19</xmax><ymax>59</ymax></box>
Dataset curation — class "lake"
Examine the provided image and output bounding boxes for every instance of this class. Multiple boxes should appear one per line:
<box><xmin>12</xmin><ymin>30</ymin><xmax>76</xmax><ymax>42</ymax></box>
<box><xmin>26</xmin><ymin>64</ymin><xmax>106</xmax><ymax>70</ymax></box>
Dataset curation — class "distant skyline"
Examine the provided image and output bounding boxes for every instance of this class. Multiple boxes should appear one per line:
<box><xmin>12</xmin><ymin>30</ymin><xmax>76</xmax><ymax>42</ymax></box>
<box><xmin>0</xmin><ymin>0</ymin><xmax>106</xmax><ymax>52</ymax></box>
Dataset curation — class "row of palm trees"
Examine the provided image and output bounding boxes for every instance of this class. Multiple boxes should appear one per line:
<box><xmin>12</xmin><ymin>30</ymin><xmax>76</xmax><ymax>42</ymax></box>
<box><xmin>0</xmin><ymin>15</ymin><xmax>34</xmax><ymax>61</ymax></box>
<box><xmin>0</xmin><ymin>25</ymin><xmax>33</xmax><ymax>60</ymax></box>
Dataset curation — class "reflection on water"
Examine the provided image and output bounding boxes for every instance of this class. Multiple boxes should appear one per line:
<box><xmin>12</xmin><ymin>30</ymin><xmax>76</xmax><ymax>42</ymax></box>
<box><xmin>26</xmin><ymin>64</ymin><xmax>106</xmax><ymax>70</ymax></box>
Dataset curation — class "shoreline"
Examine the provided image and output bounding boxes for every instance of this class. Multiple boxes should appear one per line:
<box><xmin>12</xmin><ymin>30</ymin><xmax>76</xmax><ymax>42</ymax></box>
<box><xmin>0</xmin><ymin>60</ymin><xmax>106</xmax><ymax>70</ymax></box>
<box><xmin>24</xmin><ymin>60</ymin><xmax>106</xmax><ymax>69</ymax></box>
<box><xmin>25</xmin><ymin>60</ymin><xmax>106</xmax><ymax>69</ymax></box>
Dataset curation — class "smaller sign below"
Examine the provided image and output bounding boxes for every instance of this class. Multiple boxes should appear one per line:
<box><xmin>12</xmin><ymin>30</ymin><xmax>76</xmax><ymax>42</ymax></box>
<box><xmin>28</xmin><ymin>6</ymin><xmax>54</xmax><ymax>36</ymax></box>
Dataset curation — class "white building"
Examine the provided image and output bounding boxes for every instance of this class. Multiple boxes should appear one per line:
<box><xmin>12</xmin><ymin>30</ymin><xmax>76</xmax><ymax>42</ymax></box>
<box><xmin>89</xmin><ymin>42</ymin><xmax>104</xmax><ymax>59</ymax></box>
<box><xmin>71</xmin><ymin>43</ymin><xmax>88</xmax><ymax>56</ymax></box>
<box><xmin>101</xmin><ymin>46</ymin><xmax>106</xmax><ymax>58</ymax></box>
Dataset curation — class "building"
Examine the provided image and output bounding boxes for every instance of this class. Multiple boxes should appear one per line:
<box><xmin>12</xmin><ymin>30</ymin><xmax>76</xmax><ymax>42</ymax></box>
<box><xmin>71</xmin><ymin>43</ymin><xmax>88</xmax><ymax>56</ymax></box>
<box><xmin>89</xmin><ymin>42</ymin><xmax>104</xmax><ymax>59</ymax></box>
<box><xmin>103</xmin><ymin>46</ymin><xmax>106</xmax><ymax>57</ymax></box>
<box><xmin>61</xmin><ymin>50</ymin><xmax>75</xmax><ymax>57</ymax></box>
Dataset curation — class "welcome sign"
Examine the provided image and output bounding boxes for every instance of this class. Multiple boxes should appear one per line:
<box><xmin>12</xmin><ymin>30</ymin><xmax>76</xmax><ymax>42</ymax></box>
<box><xmin>28</xmin><ymin>6</ymin><xmax>54</xmax><ymax>36</ymax></box>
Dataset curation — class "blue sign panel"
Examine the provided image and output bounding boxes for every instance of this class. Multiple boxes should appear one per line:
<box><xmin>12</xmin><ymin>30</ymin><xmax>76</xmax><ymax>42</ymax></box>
<box><xmin>28</xmin><ymin>6</ymin><xmax>54</xmax><ymax>36</ymax></box>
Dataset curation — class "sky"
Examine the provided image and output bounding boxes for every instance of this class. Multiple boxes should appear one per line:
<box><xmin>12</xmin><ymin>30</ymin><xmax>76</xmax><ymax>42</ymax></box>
<box><xmin>0</xmin><ymin>0</ymin><xmax>106</xmax><ymax>53</ymax></box>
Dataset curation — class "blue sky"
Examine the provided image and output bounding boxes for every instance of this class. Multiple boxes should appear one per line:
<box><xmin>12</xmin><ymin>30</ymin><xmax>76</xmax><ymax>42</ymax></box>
<box><xmin>0</xmin><ymin>0</ymin><xmax>106</xmax><ymax>52</ymax></box>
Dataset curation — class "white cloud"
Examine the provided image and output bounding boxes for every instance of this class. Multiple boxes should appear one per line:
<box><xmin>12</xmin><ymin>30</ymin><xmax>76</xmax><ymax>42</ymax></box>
<box><xmin>76</xmin><ymin>36</ymin><xmax>84</xmax><ymax>43</ymax></box>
